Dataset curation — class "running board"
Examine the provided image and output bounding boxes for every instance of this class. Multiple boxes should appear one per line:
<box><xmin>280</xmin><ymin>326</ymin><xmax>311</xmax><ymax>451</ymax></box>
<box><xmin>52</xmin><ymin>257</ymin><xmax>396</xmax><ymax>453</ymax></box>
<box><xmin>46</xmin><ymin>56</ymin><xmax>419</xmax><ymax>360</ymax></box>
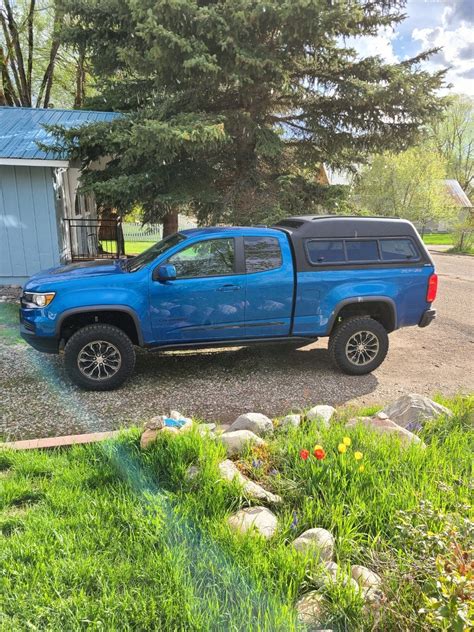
<box><xmin>145</xmin><ymin>336</ymin><xmax>317</xmax><ymax>352</ymax></box>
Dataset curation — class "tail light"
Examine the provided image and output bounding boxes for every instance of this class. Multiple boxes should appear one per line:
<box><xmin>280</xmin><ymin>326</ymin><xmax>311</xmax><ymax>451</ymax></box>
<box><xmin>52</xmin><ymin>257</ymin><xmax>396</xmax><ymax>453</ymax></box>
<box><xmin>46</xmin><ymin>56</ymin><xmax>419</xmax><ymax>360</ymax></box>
<box><xmin>426</xmin><ymin>273</ymin><xmax>438</xmax><ymax>303</ymax></box>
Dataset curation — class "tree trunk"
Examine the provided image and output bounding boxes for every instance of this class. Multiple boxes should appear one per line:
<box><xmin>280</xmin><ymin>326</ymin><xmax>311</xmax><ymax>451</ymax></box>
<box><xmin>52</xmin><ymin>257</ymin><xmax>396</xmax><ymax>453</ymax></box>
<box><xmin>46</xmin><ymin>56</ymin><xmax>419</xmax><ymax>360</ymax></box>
<box><xmin>162</xmin><ymin>210</ymin><xmax>178</xmax><ymax>237</ymax></box>
<box><xmin>73</xmin><ymin>46</ymin><xmax>86</xmax><ymax>109</ymax></box>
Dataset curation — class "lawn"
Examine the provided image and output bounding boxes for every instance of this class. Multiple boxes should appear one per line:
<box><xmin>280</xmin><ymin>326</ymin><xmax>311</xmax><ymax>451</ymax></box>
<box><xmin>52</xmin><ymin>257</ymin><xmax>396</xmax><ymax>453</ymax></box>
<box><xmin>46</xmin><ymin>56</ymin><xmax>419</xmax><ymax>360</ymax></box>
<box><xmin>1</xmin><ymin>396</ymin><xmax>472</xmax><ymax>631</ymax></box>
<box><xmin>124</xmin><ymin>240</ymin><xmax>155</xmax><ymax>255</ymax></box>
<box><xmin>422</xmin><ymin>233</ymin><xmax>454</xmax><ymax>245</ymax></box>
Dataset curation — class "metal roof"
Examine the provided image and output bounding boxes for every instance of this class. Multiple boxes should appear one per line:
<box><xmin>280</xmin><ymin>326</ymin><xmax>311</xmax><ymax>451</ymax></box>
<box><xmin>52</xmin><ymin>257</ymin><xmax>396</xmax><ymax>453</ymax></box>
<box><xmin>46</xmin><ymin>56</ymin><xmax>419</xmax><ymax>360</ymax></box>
<box><xmin>0</xmin><ymin>106</ymin><xmax>118</xmax><ymax>163</ymax></box>
<box><xmin>443</xmin><ymin>179</ymin><xmax>472</xmax><ymax>207</ymax></box>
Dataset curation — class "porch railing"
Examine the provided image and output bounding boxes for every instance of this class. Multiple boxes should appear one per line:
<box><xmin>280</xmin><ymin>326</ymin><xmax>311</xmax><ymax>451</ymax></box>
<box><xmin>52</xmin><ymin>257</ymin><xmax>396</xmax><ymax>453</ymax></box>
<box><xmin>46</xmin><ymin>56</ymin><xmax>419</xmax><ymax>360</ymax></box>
<box><xmin>64</xmin><ymin>218</ymin><xmax>124</xmax><ymax>261</ymax></box>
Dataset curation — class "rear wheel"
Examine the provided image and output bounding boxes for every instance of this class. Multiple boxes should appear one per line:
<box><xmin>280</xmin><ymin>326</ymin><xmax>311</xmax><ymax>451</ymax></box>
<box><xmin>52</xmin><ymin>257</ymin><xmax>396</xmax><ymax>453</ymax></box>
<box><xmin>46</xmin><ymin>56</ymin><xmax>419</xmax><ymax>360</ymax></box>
<box><xmin>328</xmin><ymin>316</ymin><xmax>388</xmax><ymax>375</ymax></box>
<box><xmin>64</xmin><ymin>324</ymin><xmax>136</xmax><ymax>390</ymax></box>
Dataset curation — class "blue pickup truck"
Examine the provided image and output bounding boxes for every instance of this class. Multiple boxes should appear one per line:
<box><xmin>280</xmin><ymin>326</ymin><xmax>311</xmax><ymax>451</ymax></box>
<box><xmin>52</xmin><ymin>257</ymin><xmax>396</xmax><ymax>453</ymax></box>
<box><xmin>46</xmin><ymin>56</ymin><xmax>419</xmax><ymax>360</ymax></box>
<box><xmin>20</xmin><ymin>216</ymin><xmax>437</xmax><ymax>390</ymax></box>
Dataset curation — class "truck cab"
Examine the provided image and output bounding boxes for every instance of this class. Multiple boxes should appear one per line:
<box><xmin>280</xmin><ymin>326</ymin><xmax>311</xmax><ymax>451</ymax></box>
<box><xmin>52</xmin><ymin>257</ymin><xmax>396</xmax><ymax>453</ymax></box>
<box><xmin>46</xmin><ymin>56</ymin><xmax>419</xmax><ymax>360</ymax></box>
<box><xmin>20</xmin><ymin>216</ymin><xmax>437</xmax><ymax>390</ymax></box>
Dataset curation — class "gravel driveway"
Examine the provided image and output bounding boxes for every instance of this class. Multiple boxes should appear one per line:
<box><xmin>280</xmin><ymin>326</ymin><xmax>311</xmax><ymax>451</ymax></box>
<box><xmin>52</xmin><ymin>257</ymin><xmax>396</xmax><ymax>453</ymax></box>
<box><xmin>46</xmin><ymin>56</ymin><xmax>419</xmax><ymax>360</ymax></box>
<box><xmin>1</xmin><ymin>251</ymin><xmax>473</xmax><ymax>440</ymax></box>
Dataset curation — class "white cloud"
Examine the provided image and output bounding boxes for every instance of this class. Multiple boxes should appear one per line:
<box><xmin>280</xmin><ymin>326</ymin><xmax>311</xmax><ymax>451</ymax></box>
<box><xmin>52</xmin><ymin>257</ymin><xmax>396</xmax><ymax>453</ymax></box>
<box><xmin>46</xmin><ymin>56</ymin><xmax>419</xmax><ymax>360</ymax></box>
<box><xmin>412</xmin><ymin>21</ymin><xmax>474</xmax><ymax>95</ymax></box>
<box><xmin>346</xmin><ymin>27</ymin><xmax>400</xmax><ymax>64</ymax></box>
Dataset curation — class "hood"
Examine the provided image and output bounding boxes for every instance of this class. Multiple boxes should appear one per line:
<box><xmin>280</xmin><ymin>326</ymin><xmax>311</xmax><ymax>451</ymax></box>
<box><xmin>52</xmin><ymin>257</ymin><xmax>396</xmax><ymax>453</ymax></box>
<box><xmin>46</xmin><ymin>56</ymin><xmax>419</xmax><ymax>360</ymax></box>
<box><xmin>24</xmin><ymin>259</ymin><xmax>128</xmax><ymax>290</ymax></box>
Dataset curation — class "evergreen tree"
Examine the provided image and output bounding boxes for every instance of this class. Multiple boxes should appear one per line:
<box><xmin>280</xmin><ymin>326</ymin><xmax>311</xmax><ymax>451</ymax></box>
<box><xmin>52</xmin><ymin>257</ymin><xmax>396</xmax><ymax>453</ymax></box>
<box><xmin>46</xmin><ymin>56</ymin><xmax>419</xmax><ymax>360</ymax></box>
<box><xmin>49</xmin><ymin>0</ymin><xmax>447</xmax><ymax>231</ymax></box>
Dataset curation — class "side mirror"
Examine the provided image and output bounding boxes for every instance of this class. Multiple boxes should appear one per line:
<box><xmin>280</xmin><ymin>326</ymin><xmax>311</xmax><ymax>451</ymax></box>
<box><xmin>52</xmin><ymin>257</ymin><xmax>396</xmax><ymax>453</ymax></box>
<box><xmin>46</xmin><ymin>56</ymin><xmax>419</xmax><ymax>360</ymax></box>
<box><xmin>154</xmin><ymin>264</ymin><xmax>177</xmax><ymax>282</ymax></box>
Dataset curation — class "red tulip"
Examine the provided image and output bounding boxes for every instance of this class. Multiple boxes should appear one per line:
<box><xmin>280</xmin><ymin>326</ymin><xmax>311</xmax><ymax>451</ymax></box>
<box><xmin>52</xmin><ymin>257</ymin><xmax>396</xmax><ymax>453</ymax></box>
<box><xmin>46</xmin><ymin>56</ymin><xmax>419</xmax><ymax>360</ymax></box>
<box><xmin>313</xmin><ymin>448</ymin><xmax>326</xmax><ymax>460</ymax></box>
<box><xmin>299</xmin><ymin>449</ymin><xmax>310</xmax><ymax>460</ymax></box>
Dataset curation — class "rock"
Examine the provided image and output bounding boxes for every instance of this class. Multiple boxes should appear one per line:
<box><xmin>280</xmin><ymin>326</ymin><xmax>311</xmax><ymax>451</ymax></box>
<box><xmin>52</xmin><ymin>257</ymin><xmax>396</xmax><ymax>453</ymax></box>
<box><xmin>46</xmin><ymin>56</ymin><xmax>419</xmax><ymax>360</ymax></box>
<box><xmin>306</xmin><ymin>405</ymin><xmax>336</xmax><ymax>426</ymax></box>
<box><xmin>227</xmin><ymin>507</ymin><xmax>278</xmax><ymax>538</ymax></box>
<box><xmin>145</xmin><ymin>415</ymin><xmax>166</xmax><ymax>431</ymax></box>
<box><xmin>381</xmin><ymin>394</ymin><xmax>453</xmax><ymax>432</ymax></box>
<box><xmin>292</xmin><ymin>528</ymin><xmax>335</xmax><ymax>562</ymax></box>
<box><xmin>351</xmin><ymin>565</ymin><xmax>381</xmax><ymax>590</ymax></box>
<box><xmin>219</xmin><ymin>430</ymin><xmax>265</xmax><ymax>457</ymax></box>
<box><xmin>279</xmin><ymin>414</ymin><xmax>301</xmax><ymax>431</ymax></box>
<box><xmin>296</xmin><ymin>591</ymin><xmax>325</xmax><ymax>628</ymax></box>
<box><xmin>140</xmin><ymin>428</ymin><xmax>159</xmax><ymax>449</ymax></box>
<box><xmin>169</xmin><ymin>410</ymin><xmax>183</xmax><ymax>420</ymax></box>
<box><xmin>196</xmin><ymin>423</ymin><xmax>216</xmax><ymax>438</ymax></box>
<box><xmin>323</xmin><ymin>561</ymin><xmax>339</xmax><ymax>582</ymax></box>
<box><xmin>346</xmin><ymin>416</ymin><xmax>425</xmax><ymax>447</ymax></box>
<box><xmin>218</xmin><ymin>460</ymin><xmax>281</xmax><ymax>503</ymax></box>
<box><xmin>160</xmin><ymin>426</ymin><xmax>179</xmax><ymax>435</ymax></box>
<box><xmin>186</xmin><ymin>465</ymin><xmax>200</xmax><ymax>480</ymax></box>
<box><xmin>227</xmin><ymin>413</ymin><xmax>273</xmax><ymax>436</ymax></box>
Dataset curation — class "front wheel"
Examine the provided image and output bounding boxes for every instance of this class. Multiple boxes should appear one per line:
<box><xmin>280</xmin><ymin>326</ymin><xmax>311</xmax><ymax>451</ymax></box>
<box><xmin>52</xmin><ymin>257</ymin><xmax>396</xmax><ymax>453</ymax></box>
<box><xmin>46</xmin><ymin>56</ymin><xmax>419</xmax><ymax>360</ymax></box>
<box><xmin>328</xmin><ymin>316</ymin><xmax>388</xmax><ymax>375</ymax></box>
<box><xmin>64</xmin><ymin>324</ymin><xmax>136</xmax><ymax>390</ymax></box>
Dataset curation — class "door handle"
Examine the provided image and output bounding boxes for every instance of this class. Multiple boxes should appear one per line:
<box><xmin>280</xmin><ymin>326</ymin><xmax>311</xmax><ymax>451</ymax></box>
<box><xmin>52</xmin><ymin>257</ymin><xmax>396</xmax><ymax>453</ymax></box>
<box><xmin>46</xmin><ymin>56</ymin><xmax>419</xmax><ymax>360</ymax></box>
<box><xmin>217</xmin><ymin>284</ymin><xmax>241</xmax><ymax>292</ymax></box>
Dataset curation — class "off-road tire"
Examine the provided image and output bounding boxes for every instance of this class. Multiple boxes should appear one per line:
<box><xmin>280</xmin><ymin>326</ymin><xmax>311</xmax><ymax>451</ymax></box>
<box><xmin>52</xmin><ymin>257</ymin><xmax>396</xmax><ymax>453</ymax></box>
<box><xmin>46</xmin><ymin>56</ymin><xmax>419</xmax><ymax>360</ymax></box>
<box><xmin>328</xmin><ymin>316</ymin><xmax>389</xmax><ymax>375</ymax></box>
<box><xmin>64</xmin><ymin>324</ymin><xmax>136</xmax><ymax>391</ymax></box>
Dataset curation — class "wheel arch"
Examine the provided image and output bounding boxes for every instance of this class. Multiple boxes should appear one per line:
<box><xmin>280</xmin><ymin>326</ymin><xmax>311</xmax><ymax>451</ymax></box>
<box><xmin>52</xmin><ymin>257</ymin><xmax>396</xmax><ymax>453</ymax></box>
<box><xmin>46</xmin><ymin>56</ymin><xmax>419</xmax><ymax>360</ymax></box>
<box><xmin>57</xmin><ymin>305</ymin><xmax>144</xmax><ymax>346</ymax></box>
<box><xmin>327</xmin><ymin>296</ymin><xmax>397</xmax><ymax>335</ymax></box>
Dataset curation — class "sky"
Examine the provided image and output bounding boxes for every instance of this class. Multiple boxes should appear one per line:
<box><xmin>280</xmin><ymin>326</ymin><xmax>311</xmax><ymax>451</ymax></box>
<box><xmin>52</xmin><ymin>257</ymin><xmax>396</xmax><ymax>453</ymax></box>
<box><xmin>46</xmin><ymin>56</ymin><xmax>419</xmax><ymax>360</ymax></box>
<box><xmin>351</xmin><ymin>0</ymin><xmax>474</xmax><ymax>96</ymax></box>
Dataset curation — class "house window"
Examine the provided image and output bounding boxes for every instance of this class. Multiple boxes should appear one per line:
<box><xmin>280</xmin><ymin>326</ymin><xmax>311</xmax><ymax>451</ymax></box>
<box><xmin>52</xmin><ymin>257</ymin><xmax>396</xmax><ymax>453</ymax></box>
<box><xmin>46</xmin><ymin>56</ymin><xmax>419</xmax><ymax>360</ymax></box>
<box><xmin>244</xmin><ymin>237</ymin><xmax>282</xmax><ymax>273</ymax></box>
<box><xmin>168</xmin><ymin>238</ymin><xmax>235</xmax><ymax>278</ymax></box>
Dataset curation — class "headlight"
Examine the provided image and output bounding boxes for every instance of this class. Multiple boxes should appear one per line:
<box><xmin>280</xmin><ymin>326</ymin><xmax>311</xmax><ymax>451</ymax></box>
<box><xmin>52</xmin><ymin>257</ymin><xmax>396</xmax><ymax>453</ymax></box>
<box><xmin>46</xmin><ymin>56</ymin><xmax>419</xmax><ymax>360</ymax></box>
<box><xmin>22</xmin><ymin>292</ymin><xmax>56</xmax><ymax>308</ymax></box>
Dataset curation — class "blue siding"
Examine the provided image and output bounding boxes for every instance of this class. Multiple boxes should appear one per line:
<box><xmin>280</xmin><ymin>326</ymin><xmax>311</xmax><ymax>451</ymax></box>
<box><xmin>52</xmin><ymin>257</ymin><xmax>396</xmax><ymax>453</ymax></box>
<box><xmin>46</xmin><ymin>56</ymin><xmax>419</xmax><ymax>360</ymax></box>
<box><xmin>0</xmin><ymin>165</ymin><xmax>60</xmax><ymax>284</ymax></box>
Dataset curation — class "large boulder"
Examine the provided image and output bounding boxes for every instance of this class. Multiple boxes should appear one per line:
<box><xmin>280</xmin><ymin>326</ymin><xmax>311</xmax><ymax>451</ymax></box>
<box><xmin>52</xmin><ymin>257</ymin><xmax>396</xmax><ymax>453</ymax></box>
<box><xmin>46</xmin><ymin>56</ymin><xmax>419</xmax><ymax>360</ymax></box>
<box><xmin>219</xmin><ymin>430</ymin><xmax>265</xmax><ymax>457</ymax></box>
<box><xmin>227</xmin><ymin>413</ymin><xmax>273</xmax><ymax>436</ymax></box>
<box><xmin>228</xmin><ymin>506</ymin><xmax>278</xmax><ymax>538</ymax></box>
<box><xmin>381</xmin><ymin>394</ymin><xmax>453</xmax><ymax>432</ymax></box>
<box><xmin>279</xmin><ymin>414</ymin><xmax>301</xmax><ymax>431</ymax></box>
<box><xmin>306</xmin><ymin>405</ymin><xmax>336</xmax><ymax>427</ymax></box>
<box><xmin>346</xmin><ymin>415</ymin><xmax>425</xmax><ymax>447</ymax></box>
<box><xmin>292</xmin><ymin>528</ymin><xmax>335</xmax><ymax>562</ymax></box>
<box><xmin>218</xmin><ymin>460</ymin><xmax>281</xmax><ymax>503</ymax></box>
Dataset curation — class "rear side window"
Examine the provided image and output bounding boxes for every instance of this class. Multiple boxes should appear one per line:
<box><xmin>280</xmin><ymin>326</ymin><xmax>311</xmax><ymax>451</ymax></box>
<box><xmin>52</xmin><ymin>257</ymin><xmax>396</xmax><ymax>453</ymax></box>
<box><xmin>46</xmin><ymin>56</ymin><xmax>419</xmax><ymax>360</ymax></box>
<box><xmin>305</xmin><ymin>236</ymin><xmax>421</xmax><ymax>265</ymax></box>
<box><xmin>380</xmin><ymin>239</ymin><xmax>419</xmax><ymax>261</ymax></box>
<box><xmin>346</xmin><ymin>240</ymin><xmax>379</xmax><ymax>262</ymax></box>
<box><xmin>306</xmin><ymin>240</ymin><xmax>345</xmax><ymax>264</ymax></box>
<box><xmin>244</xmin><ymin>237</ymin><xmax>282</xmax><ymax>272</ymax></box>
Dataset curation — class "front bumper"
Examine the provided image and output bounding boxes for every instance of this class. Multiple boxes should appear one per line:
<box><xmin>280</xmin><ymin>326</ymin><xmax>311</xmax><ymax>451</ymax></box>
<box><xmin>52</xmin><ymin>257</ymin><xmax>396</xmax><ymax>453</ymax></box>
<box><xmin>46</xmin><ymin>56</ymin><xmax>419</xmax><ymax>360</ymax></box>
<box><xmin>418</xmin><ymin>308</ymin><xmax>436</xmax><ymax>328</ymax></box>
<box><xmin>20</xmin><ymin>326</ymin><xmax>59</xmax><ymax>354</ymax></box>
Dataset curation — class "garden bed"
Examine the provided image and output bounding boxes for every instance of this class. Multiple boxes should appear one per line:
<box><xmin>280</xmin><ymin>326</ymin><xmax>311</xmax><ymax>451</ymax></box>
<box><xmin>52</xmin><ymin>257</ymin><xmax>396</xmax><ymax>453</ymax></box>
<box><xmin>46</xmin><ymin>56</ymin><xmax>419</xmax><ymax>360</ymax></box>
<box><xmin>1</xmin><ymin>396</ymin><xmax>472</xmax><ymax>630</ymax></box>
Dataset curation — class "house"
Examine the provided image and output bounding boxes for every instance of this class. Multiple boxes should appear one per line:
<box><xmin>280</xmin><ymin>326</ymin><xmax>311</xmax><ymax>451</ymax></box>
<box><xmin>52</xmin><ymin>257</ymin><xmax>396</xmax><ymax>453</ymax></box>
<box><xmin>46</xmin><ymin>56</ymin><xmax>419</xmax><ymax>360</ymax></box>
<box><xmin>0</xmin><ymin>106</ymin><xmax>118</xmax><ymax>285</ymax></box>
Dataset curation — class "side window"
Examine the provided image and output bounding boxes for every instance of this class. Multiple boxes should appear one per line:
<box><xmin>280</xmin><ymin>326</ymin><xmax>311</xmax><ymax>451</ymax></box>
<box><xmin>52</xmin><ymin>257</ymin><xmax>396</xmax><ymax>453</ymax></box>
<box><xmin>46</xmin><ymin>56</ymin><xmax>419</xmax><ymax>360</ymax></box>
<box><xmin>244</xmin><ymin>237</ymin><xmax>282</xmax><ymax>273</ymax></box>
<box><xmin>168</xmin><ymin>238</ymin><xmax>235</xmax><ymax>278</ymax></box>
<box><xmin>380</xmin><ymin>238</ymin><xmax>419</xmax><ymax>261</ymax></box>
<box><xmin>346</xmin><ymin>240</ymin><xmax>379</xmax><ymax>262</ymax></box>
<box><xmin>306</xmin><ymin>240</ymin><xmax>345</xmax><ymax>264</ymax></box>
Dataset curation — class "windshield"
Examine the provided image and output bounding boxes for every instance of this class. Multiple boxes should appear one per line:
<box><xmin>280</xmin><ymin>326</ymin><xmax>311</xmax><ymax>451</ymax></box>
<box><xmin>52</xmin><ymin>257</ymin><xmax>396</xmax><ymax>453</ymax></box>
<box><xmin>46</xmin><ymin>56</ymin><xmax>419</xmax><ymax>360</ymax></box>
<box><xmin>126</xmin><ymin>233</ymin><xmax>187</xmax><ymax>272</ymax></box>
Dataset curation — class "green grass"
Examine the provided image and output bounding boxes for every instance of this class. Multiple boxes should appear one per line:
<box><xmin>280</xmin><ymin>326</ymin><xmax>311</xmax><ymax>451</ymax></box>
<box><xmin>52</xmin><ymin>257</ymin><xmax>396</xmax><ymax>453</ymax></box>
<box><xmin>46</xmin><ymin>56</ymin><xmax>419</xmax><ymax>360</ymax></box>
<box><xmin>124</xmin><ymin>240</ymin><xmax>155</xmax><ymax>255</ymax></box>
<box><xmin>1</xmin><ymin>396</ymin><xmax>472</xmax><ymax>630</ymax></box>
<box><xmin>422</xmin><ymin>233</ymin><xmax>454</xmax><ymax>245</ymax></box>
<box><xmin>0</xmin><ymin>302</ymin><xmax>22</xmax><ymax>345</ymax></box>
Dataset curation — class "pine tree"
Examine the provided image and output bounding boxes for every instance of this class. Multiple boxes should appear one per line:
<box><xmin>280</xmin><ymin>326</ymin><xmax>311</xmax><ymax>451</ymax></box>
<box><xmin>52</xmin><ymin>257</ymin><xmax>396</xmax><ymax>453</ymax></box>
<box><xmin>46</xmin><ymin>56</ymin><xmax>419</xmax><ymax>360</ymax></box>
<box><xmin>49</xmin><ymin>0</ymin><xmax>447</xmax><ymax>231</ymax></box>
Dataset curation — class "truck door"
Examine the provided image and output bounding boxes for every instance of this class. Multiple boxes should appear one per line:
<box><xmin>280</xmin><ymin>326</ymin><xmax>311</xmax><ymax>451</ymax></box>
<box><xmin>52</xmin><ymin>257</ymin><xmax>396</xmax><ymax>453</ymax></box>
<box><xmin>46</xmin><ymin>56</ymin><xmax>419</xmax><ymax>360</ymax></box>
<box><xmin>243</xmin><ymin>234</ymin><xmax>293</xmax><ymax>337</ymax></box>
<box><xmin>149</xmin><ymin>237</ymin><xmax>247</xmax><ymax>342</ymax></box>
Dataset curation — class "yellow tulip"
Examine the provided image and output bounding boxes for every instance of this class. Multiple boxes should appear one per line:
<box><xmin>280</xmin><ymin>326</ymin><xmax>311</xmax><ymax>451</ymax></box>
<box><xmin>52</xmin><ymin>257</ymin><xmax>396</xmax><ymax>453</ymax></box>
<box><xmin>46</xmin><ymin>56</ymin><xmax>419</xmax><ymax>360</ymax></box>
<box><xmin>343</xmin><ymin>436</ymin><xmax>351</xmax><ymax>447</ymax></box>
<box><xmin>313</xmin><ymin>444</ymin><xmax>324</xmax><ymax>452</ymax></box>
<box><xmin>354</xmin><ymin>451</ymin><xmax>363</xmax><ymax>461</ymax></box>
<box><xmin>338</xmin><ymin>443</ymin><xmax>347</xmax><ymax>454</ymax></box>
<box><xmin>358</xmin><ymin>464</ymin><xmax>365</xmax><ymax>473</ymax></box>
